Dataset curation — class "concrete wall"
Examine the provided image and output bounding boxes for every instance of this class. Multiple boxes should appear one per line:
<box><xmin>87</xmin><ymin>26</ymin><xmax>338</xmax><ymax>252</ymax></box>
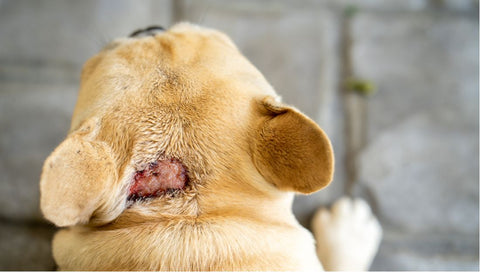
<box><xmin>0</xmin><ymin>0</ymin><xmax>478</xmax><ymax>270</ymax></box>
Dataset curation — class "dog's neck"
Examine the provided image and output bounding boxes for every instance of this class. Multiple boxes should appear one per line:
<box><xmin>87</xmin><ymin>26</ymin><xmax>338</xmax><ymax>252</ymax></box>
<box><xmin>52</xmin><ymin>193</ymin><xmax>322</xmax><ymax>270</ymax></box>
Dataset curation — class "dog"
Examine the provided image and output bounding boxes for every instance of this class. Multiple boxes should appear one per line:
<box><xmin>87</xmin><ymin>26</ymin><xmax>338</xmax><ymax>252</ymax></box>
<box><xmin>40</xmin><ymin>23</ymin><xmax>381</xmax><ymax>270</ymax></box>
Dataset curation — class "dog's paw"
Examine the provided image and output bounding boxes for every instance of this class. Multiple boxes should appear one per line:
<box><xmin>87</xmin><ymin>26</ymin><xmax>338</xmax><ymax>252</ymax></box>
<box><xmin>312</xmin><ymin>197</ymin><xmax>382</xmax><ymax>271</ymax></box>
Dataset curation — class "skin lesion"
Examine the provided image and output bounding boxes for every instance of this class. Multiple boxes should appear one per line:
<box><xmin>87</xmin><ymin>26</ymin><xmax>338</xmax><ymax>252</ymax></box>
<box><xmin>128</xmin><ymin>158</ymin><xmax>189</xmax><ymax>201</ymax></box>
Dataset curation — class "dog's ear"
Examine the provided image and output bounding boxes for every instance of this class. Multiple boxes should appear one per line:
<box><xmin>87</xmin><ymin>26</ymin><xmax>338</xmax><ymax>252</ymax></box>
<box><xmin>252</xmin><ymin>97</ymin><xmax>334</xmax><ymax>194</ymax></box>
<box><xmin>40</xmin><ymin>123</ymin><xmax>121</xmax><ymax>227</ymax></box>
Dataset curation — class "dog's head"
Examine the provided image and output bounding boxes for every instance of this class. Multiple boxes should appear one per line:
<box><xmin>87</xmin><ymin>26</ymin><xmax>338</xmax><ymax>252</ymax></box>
<box><xmin>40</xmin><ymin>23</ymin><xmax>334</xmax><ymax>227</ymax></box>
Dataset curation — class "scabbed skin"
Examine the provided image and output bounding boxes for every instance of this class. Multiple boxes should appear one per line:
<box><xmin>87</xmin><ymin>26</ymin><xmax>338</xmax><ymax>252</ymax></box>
<box><xmin>129</xmin><ymin>159</ymin><xmax>188</xmax><ymax>200</ymax></box>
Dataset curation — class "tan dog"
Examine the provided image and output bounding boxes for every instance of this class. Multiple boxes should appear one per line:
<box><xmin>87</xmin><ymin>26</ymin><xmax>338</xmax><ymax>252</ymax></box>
<box><xmin>40</xmin><ymin>23</ymin><xmax>381</xmax><ymax>270</ymax></box>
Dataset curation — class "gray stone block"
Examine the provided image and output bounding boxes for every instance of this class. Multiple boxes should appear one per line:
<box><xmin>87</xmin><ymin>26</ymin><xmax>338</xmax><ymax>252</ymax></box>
<box><xmin>0</xmin><ymin>83</ymin><xmax>77</xmax><ymax>220</ymax></box>
<box><xmin>0</xmin><ymin>61</ymin><xmax>80</xmax><ymax>84</ymax></box>
<box><xmin>352</xmin><ymin>13</ymin><xmax>478</xmax><ymax>136</ymax></box>
<box><xmin>180</xmin><ymin>0</ymin><xmax>347</xmax><ymax>227</ymax></box>
<box><xmin>320</xmin><ymin>0</ymin><xmax>430</xmax><ymax>11</ymax></box>
<box><xmin>352</xmin><ymin>11</ymin><xmax>479</xmax><ymax>269</ymax></box>
<box><xmin>0</xmin><ymin>0</ymin><xmax>172</xmax><ymax>68</ymax></box>
<box><xmin>371</xmin><ymin>230</ymin><xmax>479</xmax><ymax>270</ymax></box>
<box><xmin>442</xmin><ymin>0</ymin><xmax>479</xmax><ymax>12</ymax></box>
<box><xmin>176</xmin><ymin>0</ymin><xmax>434</xmax><ymax>13</ymax></box>
<box><xmin>0</xmin><ymin>222</ymin><xmax>56</xmax><ymax>270</ymax></box>
<box><xmin>360</xmin><ymin>113</ymin><xmax>479</xmax><ymax>234</ymax></box>
<box><xmin>316</xmin><ymin>0</ymin><xmax>478</xmax><ymax>13</ymax></box>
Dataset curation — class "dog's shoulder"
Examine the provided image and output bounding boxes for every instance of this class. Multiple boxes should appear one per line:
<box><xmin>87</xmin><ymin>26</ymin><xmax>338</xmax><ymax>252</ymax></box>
<box><xmin>53</xmin><ymin>211</ymin><xmax>321</xmax><ymax>270</ymax></box>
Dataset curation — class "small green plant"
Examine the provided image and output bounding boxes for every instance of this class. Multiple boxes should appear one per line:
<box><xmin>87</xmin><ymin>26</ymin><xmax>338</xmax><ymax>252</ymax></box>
<box><xmin>344</xmin><ymin>78</ymin><xmax>377</xmax><ymax>96</ymax></box>
<box><xmin>344</xmin><ymin>5</ymin><xmax>359</xmax><ymax>18</ymax></box>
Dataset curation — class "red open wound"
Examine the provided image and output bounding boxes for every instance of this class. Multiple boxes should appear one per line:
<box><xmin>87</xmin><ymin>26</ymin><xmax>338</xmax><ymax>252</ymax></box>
<box><xmin>128</xmin><ymin>158</ymin><xmax>188</xmax><ymax>201</ymax></box>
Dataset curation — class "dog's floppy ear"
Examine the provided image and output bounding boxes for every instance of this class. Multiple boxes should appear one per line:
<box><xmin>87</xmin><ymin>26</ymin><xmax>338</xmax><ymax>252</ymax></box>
<box><xmin>252</xmin><ymin>97</ymin><xmax>334</xmax><ymax>194</ymax></box>
<box><xmin>40</xmin><ymin>122</ymin><xmax>120</xmax><ymax>227</ymax></box>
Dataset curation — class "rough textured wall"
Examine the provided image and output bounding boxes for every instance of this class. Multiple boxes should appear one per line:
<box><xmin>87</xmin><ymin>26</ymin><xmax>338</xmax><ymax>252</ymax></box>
<box><xmin>0</xmin><ymin>0</ymin><xmax>478</xmax><ymax>270</ymax></box>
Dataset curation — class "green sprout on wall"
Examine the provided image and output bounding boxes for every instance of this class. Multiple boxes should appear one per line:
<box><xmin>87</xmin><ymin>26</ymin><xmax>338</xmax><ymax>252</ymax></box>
<box><xmin>344</xmin><ymin>5</ymin><xmax>359</xmax><ymax>18</ymax></box>
<box><xmin>344</xmin><ymin>78</ymin><xmax>377</xmax><ymax>96</ymax></box>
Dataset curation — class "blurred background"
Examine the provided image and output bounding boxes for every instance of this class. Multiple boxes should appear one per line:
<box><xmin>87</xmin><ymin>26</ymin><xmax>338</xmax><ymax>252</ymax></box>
<box><xmin>0</xmin><ymin>0</ymin><xmax>478</xmax><ymax>270</ymax></box>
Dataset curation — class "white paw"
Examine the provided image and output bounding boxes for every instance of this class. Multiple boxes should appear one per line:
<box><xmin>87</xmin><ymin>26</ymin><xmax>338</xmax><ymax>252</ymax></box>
<box><xmin>312</xmin><ymin>197</ymin><xmax>382</xmax><ymax>271</ymax></box>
